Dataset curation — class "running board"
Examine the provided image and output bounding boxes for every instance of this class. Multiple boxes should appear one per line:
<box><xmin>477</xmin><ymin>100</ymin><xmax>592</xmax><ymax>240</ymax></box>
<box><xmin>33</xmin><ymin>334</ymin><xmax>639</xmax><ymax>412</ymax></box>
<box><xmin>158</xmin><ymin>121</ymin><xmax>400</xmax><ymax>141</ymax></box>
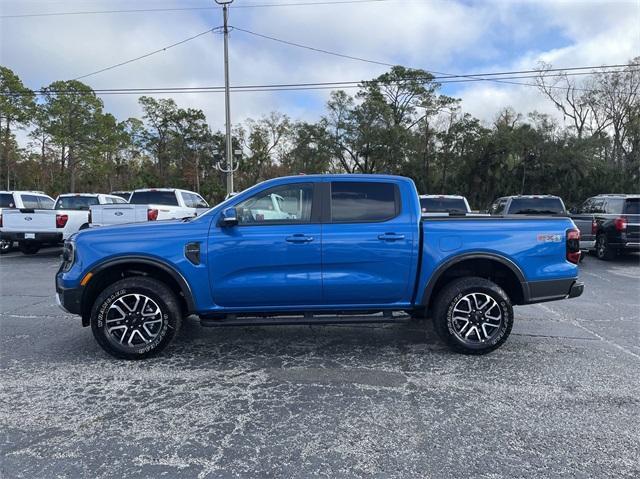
<box><xmin>199</xmin><ymin>312</ymin><xmax>410</xmax><ymax>328</ymax></box>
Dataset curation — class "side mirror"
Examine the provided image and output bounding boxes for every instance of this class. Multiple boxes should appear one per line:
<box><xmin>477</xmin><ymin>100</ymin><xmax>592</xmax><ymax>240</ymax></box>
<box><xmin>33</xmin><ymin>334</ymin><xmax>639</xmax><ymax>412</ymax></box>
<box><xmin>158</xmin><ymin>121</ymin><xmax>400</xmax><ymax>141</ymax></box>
<box><xmin>220</xmin><ymin>207</ymin><xmax>238</xmax><ymax>226</ymax></box>
<box><xmin>569</xmin><ymin>207</ymin><xmax>578</xmax><ymax>214</ymax></box>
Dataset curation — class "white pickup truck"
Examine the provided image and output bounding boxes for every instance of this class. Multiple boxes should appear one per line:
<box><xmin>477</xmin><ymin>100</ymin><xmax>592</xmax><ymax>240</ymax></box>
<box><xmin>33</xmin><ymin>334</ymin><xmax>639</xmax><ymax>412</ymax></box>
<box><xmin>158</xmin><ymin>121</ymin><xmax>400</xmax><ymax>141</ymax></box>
<box><xmin>1</xmin><ymin>191</ymin><xmax>56</xmax><ymax>254</ymax></box>
<box><xmin>89</xmin><ymin>188</ymin><xmax>210</xmax><ymax>227</ymax></box>
<box><xmin>1</xmin><ymin>193</ymin><xmax>126</xmax><ymax>254</ymax></box>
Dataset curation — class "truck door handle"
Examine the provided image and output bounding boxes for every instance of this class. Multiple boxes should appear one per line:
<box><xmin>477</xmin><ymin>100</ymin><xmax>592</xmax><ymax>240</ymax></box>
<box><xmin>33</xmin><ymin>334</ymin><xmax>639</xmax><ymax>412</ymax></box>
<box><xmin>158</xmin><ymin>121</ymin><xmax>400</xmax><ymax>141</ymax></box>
<box><xmin>286</xmin><ymin>234</ymin><xmax>314</xmax><ymax>243</ymax></box>
<box><xmin>378</xmin><ymin>233</ymin><xmax>405</xmax><ymax>241</ymax></box>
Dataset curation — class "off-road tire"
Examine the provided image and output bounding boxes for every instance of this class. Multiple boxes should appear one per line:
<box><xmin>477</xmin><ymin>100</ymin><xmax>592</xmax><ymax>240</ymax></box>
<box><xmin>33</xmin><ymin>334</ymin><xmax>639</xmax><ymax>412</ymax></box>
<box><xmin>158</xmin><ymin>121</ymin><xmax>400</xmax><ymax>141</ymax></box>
<box><xmin>595</xmin><ymin>234</ymin><xmax>616</xmax><ymax>261</ymax></box>
<box><xmin>90</xmin><ymin>277</ymin><xmax>182</xmax><ymax>359</ymax></box>
<box><xmin>432</xmin><ymin>277</ymin><xmax>513</xmax><ymax>355</ymax></box>
<box><xmin>0</xmin><ymin>240</ymin><xmax>12</xmax><ymax>254</ymax></box>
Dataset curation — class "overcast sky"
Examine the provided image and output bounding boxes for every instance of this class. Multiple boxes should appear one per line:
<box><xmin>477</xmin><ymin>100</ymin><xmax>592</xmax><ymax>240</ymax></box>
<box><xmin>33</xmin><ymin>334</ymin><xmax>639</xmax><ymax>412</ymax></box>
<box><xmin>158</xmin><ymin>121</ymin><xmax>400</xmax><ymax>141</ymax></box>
<box><xmin>1</xmin><ymin>0</ymin><xmax>639</xmax><ymax>132</ymax></box>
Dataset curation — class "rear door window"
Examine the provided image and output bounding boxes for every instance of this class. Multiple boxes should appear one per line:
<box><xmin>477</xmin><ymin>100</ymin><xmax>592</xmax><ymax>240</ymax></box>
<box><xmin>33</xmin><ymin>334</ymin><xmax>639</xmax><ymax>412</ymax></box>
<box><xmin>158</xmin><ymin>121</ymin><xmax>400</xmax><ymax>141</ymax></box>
<box><xmin>624</xmin><ymin>198</ymin><xmax>640</xmax><ymax>215</ymax></box>
<box><xmin>37</xmin><ymin>196</ymin><xmax>55</xmax><ymax>209</ymax></box>
<box><xmin>591</xmin><ymin>199</ymin><xmax>606</xmax><ymax>214</ymax></box>
<box><xmin>129</xmin><ymin>191</ymin><xmax>179</xmax><ymax>206</ymax></box>
<box><xmin>330</xmin><ymin>182</ymin><xmax>398</xmax><ymax>223</ymax></box>
<box><xmin>605</xmin><ymin>198</ymin><xmax>624</xmax><ymax>214</ymax></box>
<box><xmin>507</xmin><ymin>198</ymin><xmax>565</xmax><ymax>215</ymax></box>
<box><xmin>181</xmin><ymin>192</ymin><xmax>195</xmax><ymax>208</ymax></box>
<box><xmin>490</xmin><ymin>199</ymin><xmax>507</xmax><ymax>215</ymax></box>
<box><xmin>192</xmin><ymin>193</ymin><xmax>209</xmax><ymax>208</ymax></box>
<box><xmin>20</xmin><ymin>195</ymin><xmax>41</xmax><ymax>209</ymax></box>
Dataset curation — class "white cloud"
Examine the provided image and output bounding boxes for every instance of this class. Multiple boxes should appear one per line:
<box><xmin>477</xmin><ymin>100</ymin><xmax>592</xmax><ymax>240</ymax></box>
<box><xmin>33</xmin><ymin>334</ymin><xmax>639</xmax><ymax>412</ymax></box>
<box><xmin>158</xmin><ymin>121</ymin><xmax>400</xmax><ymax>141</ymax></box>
<box><xmin>1</xmin><ymin>0</ymin><xmax>638</xmax><ymax>132</ymax></box>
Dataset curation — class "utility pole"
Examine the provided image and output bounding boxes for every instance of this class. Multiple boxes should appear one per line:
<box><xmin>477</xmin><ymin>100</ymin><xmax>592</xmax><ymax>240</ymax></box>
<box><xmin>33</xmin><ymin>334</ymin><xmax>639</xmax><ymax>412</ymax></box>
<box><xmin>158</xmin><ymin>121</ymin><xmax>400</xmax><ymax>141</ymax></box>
<box><xmin>216</xmin><ymin>0</ymin><xmax>234</xmax><ymax>195</ymax></box>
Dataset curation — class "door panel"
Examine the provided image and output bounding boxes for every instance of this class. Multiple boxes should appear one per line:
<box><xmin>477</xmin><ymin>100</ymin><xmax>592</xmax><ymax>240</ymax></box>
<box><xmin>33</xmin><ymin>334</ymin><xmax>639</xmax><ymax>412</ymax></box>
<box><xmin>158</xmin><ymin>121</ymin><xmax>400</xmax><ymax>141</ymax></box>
<box><xmin>322</xmin><ymin>181</ymin><xmax>416</xmax><ymax>305</ymax></box>
<box><xmin>208</xmin><ymin>182</ymin><xmax>322</xmax><ymax>308</ymax></box>
<box><xmin>209</xmin><ymin>224</ymin><xmax>322</xmax><ymax>307</ymax></box>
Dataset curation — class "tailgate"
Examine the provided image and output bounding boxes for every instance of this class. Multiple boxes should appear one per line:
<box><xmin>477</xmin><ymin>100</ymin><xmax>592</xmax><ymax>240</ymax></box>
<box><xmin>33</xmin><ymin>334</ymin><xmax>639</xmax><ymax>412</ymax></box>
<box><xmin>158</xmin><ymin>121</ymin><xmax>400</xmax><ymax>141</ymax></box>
<box><xmin>91</xmin><ymin>205</ymin><xmax>144</xmax><ymax>225</ymax></box>
<box><xmin>2</xmin><ymin>209</ymin><xmax>55</xmax><ymax>232</ymax></box>
<box><xmin>626</xmin><ymin>214</ymin><xmax>640</xmax><ymax>241</ymax></box>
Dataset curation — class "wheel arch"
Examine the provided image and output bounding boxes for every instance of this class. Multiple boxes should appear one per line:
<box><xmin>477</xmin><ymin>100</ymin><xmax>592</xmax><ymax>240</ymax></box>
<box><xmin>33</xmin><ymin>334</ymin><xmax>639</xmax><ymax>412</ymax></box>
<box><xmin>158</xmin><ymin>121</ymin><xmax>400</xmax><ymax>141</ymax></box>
<box><xmin>80</xmin><ymin>256</ymin><xmax>195</xmax><ymax>326</ymax></box>
<box><xmin>420</xmin><ymin>252</ymin><xmax>527</xmax><ymax>310</ymax></box>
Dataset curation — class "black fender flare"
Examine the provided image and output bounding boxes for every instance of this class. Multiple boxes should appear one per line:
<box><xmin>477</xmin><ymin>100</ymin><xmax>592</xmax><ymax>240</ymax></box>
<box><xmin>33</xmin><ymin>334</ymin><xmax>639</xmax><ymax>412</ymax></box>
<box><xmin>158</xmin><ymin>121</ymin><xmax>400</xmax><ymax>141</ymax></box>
<box><xmin>85</xmin><ymin>255</ymin><xmax>196</xmax><ymax>312</ymax></box>
<box><xmin>419</xmin><ymin>252</ymin><xmax>528</xmax><ymax>307</ymax></box>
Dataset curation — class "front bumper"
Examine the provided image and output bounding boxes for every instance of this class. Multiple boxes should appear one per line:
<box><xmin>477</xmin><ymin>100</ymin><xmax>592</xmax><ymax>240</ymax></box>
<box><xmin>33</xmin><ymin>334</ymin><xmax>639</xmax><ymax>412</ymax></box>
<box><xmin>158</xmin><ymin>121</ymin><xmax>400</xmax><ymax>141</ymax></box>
<box><xmin>55</xmin><ymin>274</ymin><xmax>82</xmax><ymax>316</ymax></box>
<box><xmin>1</xmin><ymin>232</ymin><xmax>63</xmax><ymax>243</ymax></box>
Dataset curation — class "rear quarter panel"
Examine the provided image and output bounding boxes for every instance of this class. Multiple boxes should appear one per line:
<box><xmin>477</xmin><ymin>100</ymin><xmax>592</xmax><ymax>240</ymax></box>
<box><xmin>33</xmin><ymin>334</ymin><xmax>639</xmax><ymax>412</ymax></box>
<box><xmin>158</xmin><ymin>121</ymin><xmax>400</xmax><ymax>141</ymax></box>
<box><xmin>417</xmin><ymin>217</ymin><xmax>579</xmax><ymax>300</ymax></box>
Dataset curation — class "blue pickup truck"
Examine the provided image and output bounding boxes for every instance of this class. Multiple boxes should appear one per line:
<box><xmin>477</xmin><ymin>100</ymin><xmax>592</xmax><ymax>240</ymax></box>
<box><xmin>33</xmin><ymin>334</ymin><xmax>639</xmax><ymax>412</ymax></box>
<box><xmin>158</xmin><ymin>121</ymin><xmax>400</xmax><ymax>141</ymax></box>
<box><xmin>56</xmin><ymin>175</ymin><xmax>583</xmax><ymax>359</ymax></box>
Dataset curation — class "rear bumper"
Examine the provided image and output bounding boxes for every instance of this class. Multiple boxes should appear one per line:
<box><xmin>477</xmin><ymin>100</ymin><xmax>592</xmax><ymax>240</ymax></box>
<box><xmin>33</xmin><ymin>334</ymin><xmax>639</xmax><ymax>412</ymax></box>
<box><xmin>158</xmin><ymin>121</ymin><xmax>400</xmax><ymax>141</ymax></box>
<box><xmin>523</xmin><ymin>278</ymin><xmax>584</xmax><ymax>304</ymax></box>
<box><xmin>1</xmin><ymin>232</ymin><xmax>63</xmax><ymax>243</ymax></box>
<box><xmin>568</xmin><ymin>281</ymin><xmax>584</xmax><ymax>299</ymax></box>
<box><xmin>579</xmin><ymin>240</ymin><xmax>595</xmax><ymax>250</ymax></box>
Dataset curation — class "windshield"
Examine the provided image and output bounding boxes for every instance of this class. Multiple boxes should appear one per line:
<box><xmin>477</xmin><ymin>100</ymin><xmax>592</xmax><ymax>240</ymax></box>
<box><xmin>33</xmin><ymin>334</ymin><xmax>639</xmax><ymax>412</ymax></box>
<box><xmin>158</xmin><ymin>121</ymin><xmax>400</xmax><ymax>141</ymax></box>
<box><xmin>624</xmin><ymin>198</ymin><xmax>640</xmax><ymax>215</ymax></box>
<box><xmin>420</xmin><ymin>197</ymin><xmax>468</xmax><ymax>213</ymax></box>
<box><xmin>55</xmin><ymin>196</ymin><xmax>99</xmax><ymax>210</ymax></box>
<box><xmin>129</xmin><ymin>191</ymin><xmax>179</xmax><ymax>206</ymax></box>
<box><xmin>508</xmin><ymin>198</ymin><xmax>565</xmax><ymax>215</ymax></box>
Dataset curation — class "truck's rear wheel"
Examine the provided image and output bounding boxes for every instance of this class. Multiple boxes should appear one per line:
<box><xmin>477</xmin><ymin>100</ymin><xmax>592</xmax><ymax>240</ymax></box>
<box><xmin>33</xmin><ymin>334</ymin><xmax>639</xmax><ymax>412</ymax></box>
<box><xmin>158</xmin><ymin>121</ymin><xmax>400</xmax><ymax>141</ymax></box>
<box><xmin>90</xmin><ymin>277</ymin><xmax>182</xmax><ymax>359</ymax></box>
<box><xmin>18</xmin><ymin>241</ymin><xmax>40</xmax><ymax>255</ymax></box>
<box><xmin>432</xmin><ymin>277</ymin><xmax>513</xmax><ymax>355</ymax></box>
<box><xmin>0</xmin><ymin>240</ymin><xmax>12</xmax><ymax>254</ymax></box>
<box><xmin>595</xmin><ymin>234</ymin><xmax>616</xmax><ymax>260</ymax></box>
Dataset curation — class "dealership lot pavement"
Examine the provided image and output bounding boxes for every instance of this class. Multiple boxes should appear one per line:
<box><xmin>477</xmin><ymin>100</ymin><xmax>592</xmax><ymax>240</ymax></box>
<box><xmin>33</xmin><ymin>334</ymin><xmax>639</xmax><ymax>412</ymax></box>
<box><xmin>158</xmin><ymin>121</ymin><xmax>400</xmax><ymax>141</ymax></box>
<box><xmin>1</xmin><ymin>249</ymin><xmax>639</xmax><ymax>478</ymax></box>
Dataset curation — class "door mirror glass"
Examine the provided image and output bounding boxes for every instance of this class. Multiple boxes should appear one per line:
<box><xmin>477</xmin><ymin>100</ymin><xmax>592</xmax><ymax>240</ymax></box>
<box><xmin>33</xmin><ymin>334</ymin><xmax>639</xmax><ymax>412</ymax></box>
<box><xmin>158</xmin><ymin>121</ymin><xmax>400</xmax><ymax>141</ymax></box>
<box><xmin>220</xmin><ymin>207</ymin><xmax>238</xmax><ymax>226</ymax></box>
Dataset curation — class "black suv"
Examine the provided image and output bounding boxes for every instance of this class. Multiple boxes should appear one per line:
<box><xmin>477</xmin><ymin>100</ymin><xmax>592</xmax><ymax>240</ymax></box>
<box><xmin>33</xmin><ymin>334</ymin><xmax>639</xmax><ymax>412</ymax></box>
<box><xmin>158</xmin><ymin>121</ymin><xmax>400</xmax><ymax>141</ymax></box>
<box><xmin>489</xmin><ymin>195</ymin><xmax>567</xmax><ymax>216</ymax></box>
<box><xmin>571</xmin><ymin>195</ymin><xmax>640</xmax><ymax>260</ymax></box>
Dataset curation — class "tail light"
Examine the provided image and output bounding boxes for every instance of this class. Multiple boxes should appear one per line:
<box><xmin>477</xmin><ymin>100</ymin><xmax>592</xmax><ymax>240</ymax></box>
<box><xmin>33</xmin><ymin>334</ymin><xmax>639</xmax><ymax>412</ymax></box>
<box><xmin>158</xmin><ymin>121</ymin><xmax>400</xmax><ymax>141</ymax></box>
<box><xmin>591</xmin><ymin>219</ymin><xmax>597</xmax><ymax>235</ymax></box>
<box><xmin>88</xmin><ymin>209</ymin><xmax>92</xmax><ymax>224</ymax></box>
<box><xmin>147</xmin><ymin>209</ymin><xmax>158</xmax><ymax>221</ymax></box>
<box><xmin>56</xmin><ymin>214</ymin><xmax>69</xmax><ymax>228</ymax></box>
<box><xmin>566</xmin><ymin>228</ymin><xmax>581</xmax><ymax>264</ymax></box>
<box><xmin>614</xmin><ymin>216</ymin><xmax>627</xmax><ymax>231</ymax></box>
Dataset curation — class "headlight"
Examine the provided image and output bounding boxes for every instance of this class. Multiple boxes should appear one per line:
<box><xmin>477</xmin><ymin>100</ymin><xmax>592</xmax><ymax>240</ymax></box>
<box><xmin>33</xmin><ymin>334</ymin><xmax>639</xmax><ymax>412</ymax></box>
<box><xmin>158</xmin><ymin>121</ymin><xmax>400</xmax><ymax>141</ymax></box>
<box><xmin>61</xmin><ymin>240</ymin><xmax>75</xmax><ymax>272</ymax></box>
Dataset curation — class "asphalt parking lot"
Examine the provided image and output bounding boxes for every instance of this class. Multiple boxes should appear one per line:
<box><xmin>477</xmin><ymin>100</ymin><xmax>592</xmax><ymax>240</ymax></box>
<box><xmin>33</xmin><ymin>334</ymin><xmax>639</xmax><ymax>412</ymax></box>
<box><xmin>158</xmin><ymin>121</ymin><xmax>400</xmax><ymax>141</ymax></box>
<box><xmin>1</xmin><ymin>249</ymin><xmax>639</xmax><ymax>478</ymax></box>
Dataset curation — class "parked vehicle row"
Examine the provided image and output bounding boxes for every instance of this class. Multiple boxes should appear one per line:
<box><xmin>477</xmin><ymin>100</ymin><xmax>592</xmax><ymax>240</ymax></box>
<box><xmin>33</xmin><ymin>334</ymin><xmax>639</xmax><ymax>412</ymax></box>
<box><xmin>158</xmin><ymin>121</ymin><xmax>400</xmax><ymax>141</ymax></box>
<box><xmin>1</xmin><ymin>188</ymin><xmax>210</xmax><ymax>255</ymax></box>
<box><xmin>571</xmin><ymin>194</ymin><xmax>640</xmax><ymax>260</ymax></box>
<box><xmin>90</xmin><ymin>189</ymin><xmax>209</xmax><ymax>227</ymax></box>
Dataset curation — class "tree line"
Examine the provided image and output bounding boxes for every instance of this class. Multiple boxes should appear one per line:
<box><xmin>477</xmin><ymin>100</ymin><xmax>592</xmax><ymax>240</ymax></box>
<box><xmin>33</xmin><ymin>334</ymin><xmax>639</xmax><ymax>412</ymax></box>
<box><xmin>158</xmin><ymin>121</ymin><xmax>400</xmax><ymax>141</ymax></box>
<box><xmin>1</xmin><ymin>59</ymin><xmax>638</xmax><ymax>209</ymax></box>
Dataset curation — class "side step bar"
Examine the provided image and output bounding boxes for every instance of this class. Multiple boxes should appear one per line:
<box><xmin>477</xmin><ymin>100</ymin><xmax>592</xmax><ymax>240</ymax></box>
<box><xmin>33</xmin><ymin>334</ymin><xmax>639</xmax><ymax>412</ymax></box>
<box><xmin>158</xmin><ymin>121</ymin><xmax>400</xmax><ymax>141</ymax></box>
<box><xmin>200</xmin><ymin>312</ymin><xmax>411</xmax><ymax>328</ymax></box>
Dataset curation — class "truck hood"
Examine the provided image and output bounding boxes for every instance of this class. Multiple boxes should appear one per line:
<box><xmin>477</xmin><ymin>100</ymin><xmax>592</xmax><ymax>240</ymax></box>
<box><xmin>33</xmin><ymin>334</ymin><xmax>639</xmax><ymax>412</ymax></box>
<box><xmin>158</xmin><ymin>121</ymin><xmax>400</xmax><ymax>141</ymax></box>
<box><xmin>73</xmin><ymin>218</ymin><xmax>195</xmax><ymax>241</ymax></box>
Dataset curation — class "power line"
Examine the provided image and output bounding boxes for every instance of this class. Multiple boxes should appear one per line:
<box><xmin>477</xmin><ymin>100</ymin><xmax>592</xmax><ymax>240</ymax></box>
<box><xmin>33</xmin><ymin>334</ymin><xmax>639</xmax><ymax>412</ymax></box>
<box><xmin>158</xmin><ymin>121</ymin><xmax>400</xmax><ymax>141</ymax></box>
<box><xmin>0</xmin><ymin>0</ymin><xmax>395</xmax><ymax>19</ymax></box>
<box><xmin>60</xmin><ymin>19</ymin><xmax>637</xmax><ymax>88</ymax></box>
<box><xmin>6</xmin><ymin>69</ymin><xmax>636</xmax><ymax>97</ymax></box>
<box><xmin>231</xmin><ymin>26</ymin><xmax>639</xmax><ymax>90</ymax></box>
<box><xmin>72</xmin><ymin>27</ymin><xmax>223</xmax><ymax>81</ymax></box>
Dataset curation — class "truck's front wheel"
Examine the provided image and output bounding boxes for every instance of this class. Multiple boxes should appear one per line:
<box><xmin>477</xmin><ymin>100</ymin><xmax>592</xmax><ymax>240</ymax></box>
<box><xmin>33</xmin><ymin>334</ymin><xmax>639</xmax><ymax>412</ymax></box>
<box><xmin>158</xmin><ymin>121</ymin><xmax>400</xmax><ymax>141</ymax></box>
<box><xmin>90</xmin><ymin>277</ymin><xmax>182</xmax><ymax>359</ymax></box>
<box><xmin>432</xmin><ymin>277</ymin><xmax>513</xmax><ymax>355</ymax></box>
